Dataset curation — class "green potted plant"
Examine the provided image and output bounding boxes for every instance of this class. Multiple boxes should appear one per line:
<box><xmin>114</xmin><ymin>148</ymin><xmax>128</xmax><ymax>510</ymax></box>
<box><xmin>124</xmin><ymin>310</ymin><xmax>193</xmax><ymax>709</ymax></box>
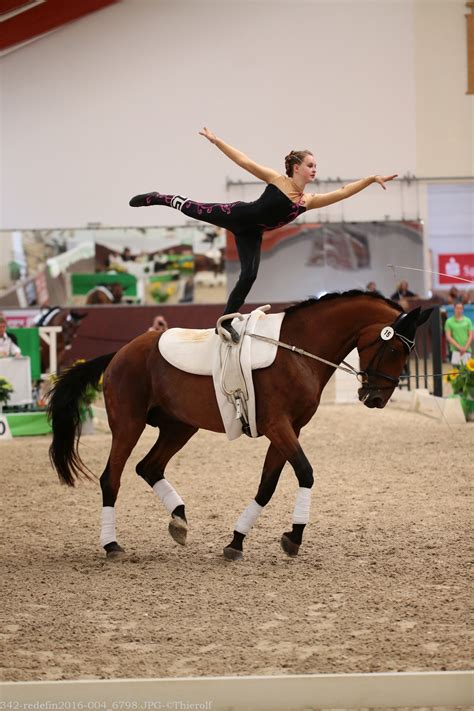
<box><xmin>0</xmin><ymin>377</ymin><xmax>13</xmax><ymax>413</ymax></box>
<box><xmin>447</xmin><ymin>358</ymin><xmax>474</xmax><ymax>421</ymax></box>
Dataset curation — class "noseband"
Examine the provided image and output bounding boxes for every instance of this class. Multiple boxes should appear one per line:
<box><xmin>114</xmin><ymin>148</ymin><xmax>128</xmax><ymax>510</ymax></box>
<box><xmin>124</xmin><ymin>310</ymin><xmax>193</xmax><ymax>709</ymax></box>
<box><xmin>358</xmin><ymin>313</ymin><xmax>415</xmax><ymax>390</ymax></box>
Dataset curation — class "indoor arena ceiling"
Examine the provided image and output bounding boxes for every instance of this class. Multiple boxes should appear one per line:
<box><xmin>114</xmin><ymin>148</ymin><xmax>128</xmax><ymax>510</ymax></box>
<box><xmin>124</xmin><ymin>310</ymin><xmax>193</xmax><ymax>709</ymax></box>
<box><xmin>0</xmin><ymin>0</ymin><xmax>121</xmax><ymax>55</ymax></box>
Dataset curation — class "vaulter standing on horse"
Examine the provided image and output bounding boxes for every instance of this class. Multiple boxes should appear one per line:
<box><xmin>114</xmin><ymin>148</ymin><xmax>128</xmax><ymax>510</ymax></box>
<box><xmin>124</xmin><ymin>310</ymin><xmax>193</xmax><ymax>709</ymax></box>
<box><xmin>130</xmin><ymin>128</ymin><xmax>397</xmax><ymax>342</ymax></box>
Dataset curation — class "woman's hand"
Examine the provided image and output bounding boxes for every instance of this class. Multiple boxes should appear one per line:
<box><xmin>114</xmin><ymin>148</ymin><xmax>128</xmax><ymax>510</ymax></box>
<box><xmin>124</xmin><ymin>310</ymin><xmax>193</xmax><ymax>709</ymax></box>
<box><xmin>199</xmin><ymin>127</ymin><xmax>217</xmax><ymax>144</ymax></box>
<box><xmin>374</xmin><ymin>174</ymin><xmax>398</xmax><ymax>190</ymax></box>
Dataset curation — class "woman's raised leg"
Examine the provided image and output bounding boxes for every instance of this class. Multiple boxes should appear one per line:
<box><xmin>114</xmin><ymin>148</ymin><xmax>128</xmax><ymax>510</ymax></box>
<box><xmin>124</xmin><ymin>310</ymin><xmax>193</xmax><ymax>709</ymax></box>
<box><xmin>129</xmin><ymin>192</ymin><xmax>243</xmax><ymax>231</ymax></box>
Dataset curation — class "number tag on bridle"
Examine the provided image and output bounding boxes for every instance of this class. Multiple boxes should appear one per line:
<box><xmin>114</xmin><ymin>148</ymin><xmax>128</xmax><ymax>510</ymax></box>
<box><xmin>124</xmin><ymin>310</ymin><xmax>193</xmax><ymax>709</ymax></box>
<box><xmin>380</xmin><ymin>326</ymin><xmax>394</xmax><ymax>341</ymax></box>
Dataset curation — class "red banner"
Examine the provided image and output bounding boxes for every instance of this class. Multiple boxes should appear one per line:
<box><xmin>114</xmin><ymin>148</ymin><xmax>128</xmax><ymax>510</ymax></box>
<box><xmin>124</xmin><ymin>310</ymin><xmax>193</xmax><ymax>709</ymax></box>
<box><xmin>438</xmin><ymin>253</ymin><xmax>474</xmax><ymax>284</ymax></box>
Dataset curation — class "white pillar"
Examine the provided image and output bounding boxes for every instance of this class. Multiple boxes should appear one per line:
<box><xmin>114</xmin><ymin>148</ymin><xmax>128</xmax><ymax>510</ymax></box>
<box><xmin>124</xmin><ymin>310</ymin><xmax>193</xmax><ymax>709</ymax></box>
<box><xmin>334</xmin><ymin>348</ymin><xmax>360</xmax><ymax>403</ymax></box>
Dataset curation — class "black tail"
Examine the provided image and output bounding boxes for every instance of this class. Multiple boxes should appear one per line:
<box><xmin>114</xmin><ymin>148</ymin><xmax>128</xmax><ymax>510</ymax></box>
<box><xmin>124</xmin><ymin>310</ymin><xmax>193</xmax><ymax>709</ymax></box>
<box><xmin>48</xmin><ymin>353</ymin><xmax>116</xmax><ymax>486</ymax></box>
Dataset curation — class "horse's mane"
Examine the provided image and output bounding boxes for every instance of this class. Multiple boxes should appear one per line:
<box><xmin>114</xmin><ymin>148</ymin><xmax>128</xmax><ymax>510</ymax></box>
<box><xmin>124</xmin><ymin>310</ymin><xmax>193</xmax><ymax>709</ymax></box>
<box><xmin>284</xmin><ymin>290</ymin><xmax>403</xmax><ymax>315</ymax></box>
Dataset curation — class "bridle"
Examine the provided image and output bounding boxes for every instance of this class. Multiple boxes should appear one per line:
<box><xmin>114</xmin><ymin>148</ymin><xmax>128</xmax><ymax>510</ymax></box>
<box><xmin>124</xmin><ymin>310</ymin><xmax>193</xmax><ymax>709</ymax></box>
<box><xmin>357</xmin><ymin>313</ymin><xmax>416</xmax><ymax>391</ymax></box>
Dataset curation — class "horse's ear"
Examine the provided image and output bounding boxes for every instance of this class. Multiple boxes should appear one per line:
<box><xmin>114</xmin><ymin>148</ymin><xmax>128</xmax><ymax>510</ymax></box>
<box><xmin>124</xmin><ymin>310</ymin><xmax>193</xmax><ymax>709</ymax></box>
<box><xmin>417</xmin><ymin>308</ymin><xmax>433</xmax><ymax>327</ymax></box>
<box><xmin>407</xmin><ymin>306</ymin><xmax>421</xmax><ymax>319</ymax></box>
<box><xmin>395</xmin><ymin>308</ymin><xmax>420</xmax><ymax>340</ymax></box>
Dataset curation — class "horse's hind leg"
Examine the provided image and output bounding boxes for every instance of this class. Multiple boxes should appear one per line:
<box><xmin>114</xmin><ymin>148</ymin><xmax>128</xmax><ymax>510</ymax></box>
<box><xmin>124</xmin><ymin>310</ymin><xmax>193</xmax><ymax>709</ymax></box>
<box><xmin>100</xmin><ymin>420</ymin><xmax>146</xmax><ymax>558</ymax></box>
<box><xmin>135</xmin><ymin>421</ymin><xmax>198</xmax><ymax>546</ymax></box>
<box><xmin>224</xmin><ymin>442</ymin><xmax>286</xmax><ymax>561</ymax></box>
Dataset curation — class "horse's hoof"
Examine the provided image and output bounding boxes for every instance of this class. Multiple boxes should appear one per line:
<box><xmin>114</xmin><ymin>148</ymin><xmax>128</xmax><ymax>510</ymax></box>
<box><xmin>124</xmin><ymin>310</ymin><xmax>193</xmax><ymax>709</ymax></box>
<box><xmin>280</xmin><ymin>533</ymin><xmax>300</xmax><ymax>557</ymax></box>
<box><xmin>168</xmin><ymin>516</ymin><xmax>187</xmax><ymax>546</ymax></box>
<box><xmin>223</xmin><ymin>546</ymin><xmax>243</xmax><ymax>561</ymax></box>
<box><xmin>104</xmin><ymin>542</ymin><xmax>126</xmax><ymax>559</ymax></box>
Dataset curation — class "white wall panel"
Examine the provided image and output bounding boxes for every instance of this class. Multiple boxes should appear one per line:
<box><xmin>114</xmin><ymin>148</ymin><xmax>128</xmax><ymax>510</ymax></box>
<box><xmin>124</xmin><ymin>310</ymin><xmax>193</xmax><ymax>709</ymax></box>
<box><xmin>2</xmin><ymin>0</ymin><xmax>416</xmax><ymax>229</ymax></box>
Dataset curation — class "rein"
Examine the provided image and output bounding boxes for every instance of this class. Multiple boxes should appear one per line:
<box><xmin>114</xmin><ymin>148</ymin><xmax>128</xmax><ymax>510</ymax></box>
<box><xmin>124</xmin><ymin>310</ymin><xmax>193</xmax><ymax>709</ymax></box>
<box><xmin>248</xmin><ymin>315</ymin><xmax>416</xmax><ymax>390</ymax></box>
<box><xmin>248</xmin><ymin>333</ymin><xmax>366</xmax><ymax>382</ymax></box>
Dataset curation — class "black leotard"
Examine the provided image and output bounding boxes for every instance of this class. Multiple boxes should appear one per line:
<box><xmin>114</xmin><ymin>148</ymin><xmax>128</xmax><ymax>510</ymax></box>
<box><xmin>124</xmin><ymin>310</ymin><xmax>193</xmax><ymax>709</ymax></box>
<box><xmin>129</xmin><ymin>183</ymin><xmax>306</xmax><ymax>330</ymax></box>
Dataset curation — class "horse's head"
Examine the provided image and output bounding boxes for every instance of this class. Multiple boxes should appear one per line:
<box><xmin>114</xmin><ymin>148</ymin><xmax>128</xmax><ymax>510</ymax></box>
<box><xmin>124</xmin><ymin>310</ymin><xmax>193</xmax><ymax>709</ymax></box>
<box><xmin>356</xmin><ymin>306</ymin><xmax>433</xmax><ymax>408</ymax></box>
<box><xmin>63</xmin><ymin>310</ymin><xmax>87</xmax><ymax>349</ymax></box>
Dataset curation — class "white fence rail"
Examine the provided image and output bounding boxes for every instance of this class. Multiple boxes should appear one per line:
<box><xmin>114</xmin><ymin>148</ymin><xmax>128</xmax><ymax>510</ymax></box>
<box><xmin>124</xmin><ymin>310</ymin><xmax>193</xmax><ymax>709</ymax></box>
<box><xmin>1</xmin><ymin>671</ymin><xmax>472</xmax><ymax>711</ymax></box>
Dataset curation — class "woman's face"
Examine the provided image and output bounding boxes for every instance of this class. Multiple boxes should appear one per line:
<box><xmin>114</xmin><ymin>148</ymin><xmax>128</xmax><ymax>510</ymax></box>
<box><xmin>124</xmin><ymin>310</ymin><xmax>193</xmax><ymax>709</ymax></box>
<box><xmin>294</xmin><ymin>154</ymin><xmax>317</xmax><ymax>184</ymax></box>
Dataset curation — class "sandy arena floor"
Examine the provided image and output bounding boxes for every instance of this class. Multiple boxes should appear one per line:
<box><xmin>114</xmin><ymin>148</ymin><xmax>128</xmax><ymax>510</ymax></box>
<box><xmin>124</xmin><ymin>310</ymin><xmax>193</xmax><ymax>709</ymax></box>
<box><xmin>0</xmin><ymin>404</ymin><xmax>472</xmax><ymax>687</ymax></box>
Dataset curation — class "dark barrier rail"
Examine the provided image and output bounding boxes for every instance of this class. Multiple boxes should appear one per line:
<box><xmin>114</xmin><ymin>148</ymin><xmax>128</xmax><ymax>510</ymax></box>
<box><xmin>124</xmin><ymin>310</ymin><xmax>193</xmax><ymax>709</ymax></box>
<box><xmin>63</xmin><ymin>302</ymin><xmax>290</xmax><ymax>367</ymax></box>
<box><xmin>399</xmin><ymin>305</ymin><xmax>443</xmax><ymax>397</ymax></box>
<box><xmin>64</xmin><ymin>301</ymin><xmax>446</xmax><ymax>398</ymax></box>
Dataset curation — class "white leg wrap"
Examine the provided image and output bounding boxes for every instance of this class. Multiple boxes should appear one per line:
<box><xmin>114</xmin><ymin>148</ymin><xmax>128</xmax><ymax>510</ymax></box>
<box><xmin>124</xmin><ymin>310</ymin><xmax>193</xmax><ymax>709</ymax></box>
<box><xmin>293</xmin><ymin>487</ymin><xmax>312</xmax><ymax>525</ymax></box>
<box><xmin>235</xmin><ymin>499</ymin><xmax>263</xmax><ymax>535</ymax></box>
<box><xmin>153</xmin><ymin>479</ymin><xmax>184</xmax><ymax>514</ymax></box>
<box><xmin>100</xmin><ymin>506</ymin><xmax>116</xmax><ymax>547</ymax></box>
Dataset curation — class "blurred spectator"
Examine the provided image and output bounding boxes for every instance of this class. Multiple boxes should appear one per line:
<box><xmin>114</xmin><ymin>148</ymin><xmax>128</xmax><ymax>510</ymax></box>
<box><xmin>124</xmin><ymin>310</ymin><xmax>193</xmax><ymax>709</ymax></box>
<box><xmin>447</xmin><ymin>286</ymin><xmax>462</xmax><ymax>304</ymax></box>
<box><xmin>121</xmin><ymin>247</ymin><xmax>135</xmax><ymax>262</ymax></box>
<box><xmin>0</xmin><ymin>317</ymin><xmax>21</xmax><ymax>357</ymax></box>
<box><xmin>444</xmin><ymin>302</ymin><xmax>473</xmax><ymax>366</ymax></box>
<box><xmin>0</xmin><ymin>312</ymin><xmax>19</xmax><ymax>346</ymax></box>
<box><xmin>149</xmin><ymin>315</ymin><xmax>169</xmax><ymax>334</ymax></box>
<box><xmin>390</xmin><ymin>280</ymin><xmax>417</xmax><ymax>301</ymax></box>
<box><xmin>366</xmin><ymin>281</ymin><xmax>384</xmax><ymax>297</ymax></box>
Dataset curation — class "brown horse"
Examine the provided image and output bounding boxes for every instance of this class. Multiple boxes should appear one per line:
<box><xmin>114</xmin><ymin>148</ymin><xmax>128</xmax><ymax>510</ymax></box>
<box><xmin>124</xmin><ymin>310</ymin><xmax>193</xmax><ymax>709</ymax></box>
<box><xmin>48</xmin><ymin>291</ymin><xmax>432</xmax><ymax>560</ymax></box>
<box><xmin>36</xmin><ymin>307</ymin><xmax>86</xmax><ymax>373</ymax></box>
<box><xmin>85</xmin><ymin>283</ymin><xmax>123</xmax><ymax>305</ymax></box>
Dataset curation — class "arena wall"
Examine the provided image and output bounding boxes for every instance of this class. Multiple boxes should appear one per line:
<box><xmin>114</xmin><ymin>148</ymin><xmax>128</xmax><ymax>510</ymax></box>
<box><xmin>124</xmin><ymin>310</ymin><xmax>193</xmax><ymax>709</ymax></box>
<box><xmin>2</xmin><ymin>0</ymin><xmax>471</xmax><ymax>232</ymax></box>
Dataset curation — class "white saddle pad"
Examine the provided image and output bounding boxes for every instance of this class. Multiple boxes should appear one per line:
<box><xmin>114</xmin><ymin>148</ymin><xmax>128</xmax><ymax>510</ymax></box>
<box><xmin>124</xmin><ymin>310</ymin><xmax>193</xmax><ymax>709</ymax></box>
<box><xmin>159</xmin><ymin>310</ymin><xmax>284</xmax><ymax>376</ymax></box>
<box><xmin>159</xmin><ymin>308</ymin><xmax>285</xmax><ymax>440</ymax></box>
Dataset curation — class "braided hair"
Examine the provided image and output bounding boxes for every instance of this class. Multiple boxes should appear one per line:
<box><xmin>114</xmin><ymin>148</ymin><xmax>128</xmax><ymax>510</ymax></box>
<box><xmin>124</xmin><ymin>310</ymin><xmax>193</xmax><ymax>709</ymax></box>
<box><xmin>284</xmin><ymin>149</ymin><xmax>313</xmax><ymax>177</ymax></box>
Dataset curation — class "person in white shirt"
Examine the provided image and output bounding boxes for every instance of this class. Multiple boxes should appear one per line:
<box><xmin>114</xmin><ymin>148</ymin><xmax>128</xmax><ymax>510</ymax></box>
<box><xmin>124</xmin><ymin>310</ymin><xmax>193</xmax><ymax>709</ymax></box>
<box><xmin>0</xmin><ymin>317</ymin><xmax>21</xmax><ymax>358</ymax></box>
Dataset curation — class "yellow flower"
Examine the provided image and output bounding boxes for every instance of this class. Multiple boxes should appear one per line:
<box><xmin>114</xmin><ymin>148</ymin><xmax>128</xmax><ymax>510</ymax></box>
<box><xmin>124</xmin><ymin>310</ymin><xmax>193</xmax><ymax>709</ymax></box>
<box><xmin>466</xmin><ymin>358</ymin><xmax>474</xmax><ymax>372</ymax></box>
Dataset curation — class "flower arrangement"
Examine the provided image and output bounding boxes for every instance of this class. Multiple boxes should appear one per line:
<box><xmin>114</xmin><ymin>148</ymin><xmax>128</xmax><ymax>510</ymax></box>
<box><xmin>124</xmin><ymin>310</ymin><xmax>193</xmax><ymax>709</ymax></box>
<box><xmin>149</xmin><ymin>282</ymin><xmax>175</xmax><ymax>303</ymax></box>
<box><xmin>446</xmin><ymin>358</ymin><xmax>474</xmax><ymax>420</ymax></box>
<box><xmin>447</xmin><ymin>358</ymin><xmax>474</xmax><ymax>400</ymax></box>
<box><xmin>0</xmin><ymin>377</ymin><xmax>13</xmax><ymax>407</ymax></box>
<box><xmin>78</xmin><ymin>382</ymin><xmax>101</xmax><ymax>422</ymax></box>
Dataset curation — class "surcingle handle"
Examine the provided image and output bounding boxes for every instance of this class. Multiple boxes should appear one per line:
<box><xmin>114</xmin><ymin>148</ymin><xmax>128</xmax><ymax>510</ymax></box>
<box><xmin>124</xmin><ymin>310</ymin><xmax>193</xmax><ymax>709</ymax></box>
<box><xmin>256</xmin><ymin>304</ymin><xmax>271</xmax><ymax>313</ymax></box>
<box><xmin>216</xmin><ymin>312</ymin><xmax>244</xmax><ymax>341</ymax></box>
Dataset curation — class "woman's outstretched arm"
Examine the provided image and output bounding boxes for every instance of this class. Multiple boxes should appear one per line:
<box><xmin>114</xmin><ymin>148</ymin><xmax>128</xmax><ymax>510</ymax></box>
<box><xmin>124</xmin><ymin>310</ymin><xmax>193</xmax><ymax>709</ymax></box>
<box><xmin>305</xmin><ymin>174</ymin><xmax>398</xmax><ymax>209</ymax></box>
<box><xmin>199</xmin><ymin>127</ymin><xmax>280</xmax><ymax>183</ymax></box>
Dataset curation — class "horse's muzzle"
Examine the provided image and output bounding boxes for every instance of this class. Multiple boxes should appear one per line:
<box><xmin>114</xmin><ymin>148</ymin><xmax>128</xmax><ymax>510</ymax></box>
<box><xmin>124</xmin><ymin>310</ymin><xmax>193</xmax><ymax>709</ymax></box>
<box><xmin>358</xmin><ymin>387</ymin><xmax>386</xmax><ymax>409</ymax></box>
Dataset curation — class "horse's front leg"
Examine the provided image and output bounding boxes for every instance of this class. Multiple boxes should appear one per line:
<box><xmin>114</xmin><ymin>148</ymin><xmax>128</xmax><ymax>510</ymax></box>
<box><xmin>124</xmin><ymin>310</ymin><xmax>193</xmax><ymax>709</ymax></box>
<box><xmin>224</xmin><ymin>442</ymin><xmax>286</xmax><ymax>560</ymax></box>
<box><xmin>269</xmin><ymin>422</ymin><xmax>313</xmax><ymax>557</ymax></box>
